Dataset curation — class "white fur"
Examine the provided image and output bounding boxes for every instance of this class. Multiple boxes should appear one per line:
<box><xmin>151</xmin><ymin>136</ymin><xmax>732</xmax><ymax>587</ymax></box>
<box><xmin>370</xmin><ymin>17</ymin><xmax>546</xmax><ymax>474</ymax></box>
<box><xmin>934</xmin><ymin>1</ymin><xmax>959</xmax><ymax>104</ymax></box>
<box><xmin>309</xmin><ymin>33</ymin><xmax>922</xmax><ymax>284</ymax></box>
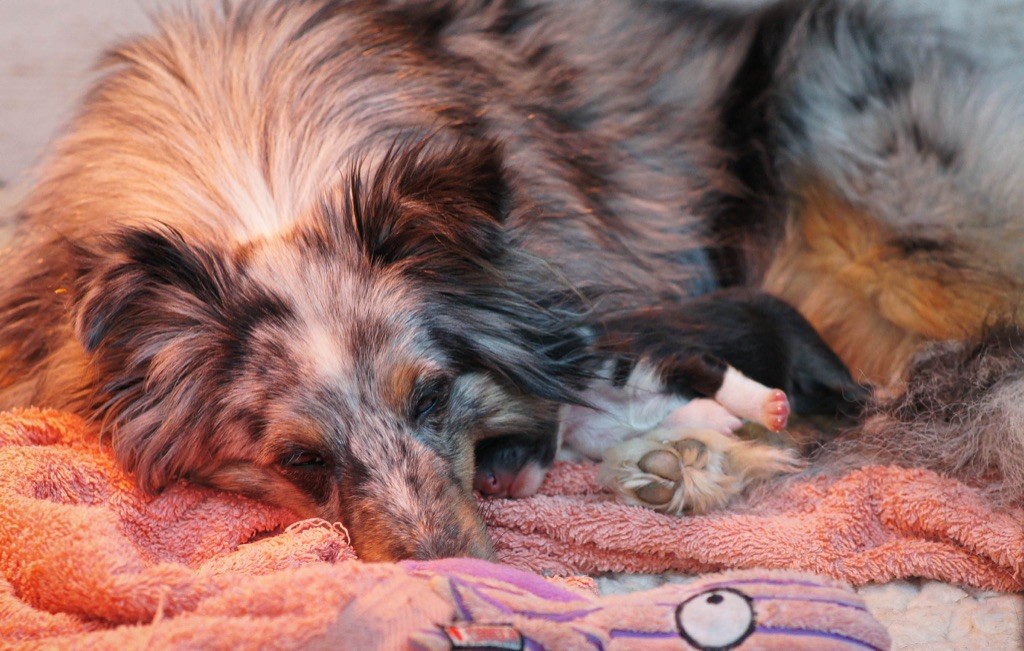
<box><xmin>560</xmin><ymin>361</ymin><xmax>690</xmax><ymax>460</ymax></box>
<box><xmin>713</xmin><ymin>367</ymin><xmax>776</xmax><ymax>425</ymax></box>
<box><xmin>561</xmin><ymin>362</ymin><xmax>776</xmax><ymax>461</ymax></box>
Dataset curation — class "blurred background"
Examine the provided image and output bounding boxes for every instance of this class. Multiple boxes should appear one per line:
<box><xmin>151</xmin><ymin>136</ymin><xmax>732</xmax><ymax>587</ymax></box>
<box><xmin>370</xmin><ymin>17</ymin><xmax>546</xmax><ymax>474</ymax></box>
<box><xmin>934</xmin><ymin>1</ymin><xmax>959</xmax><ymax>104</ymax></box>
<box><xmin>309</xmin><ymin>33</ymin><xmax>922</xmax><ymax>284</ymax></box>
<box><xmin>1</xmin><ymin>0</ymin><xmax>175</xmax><ymax>185</ymax></box>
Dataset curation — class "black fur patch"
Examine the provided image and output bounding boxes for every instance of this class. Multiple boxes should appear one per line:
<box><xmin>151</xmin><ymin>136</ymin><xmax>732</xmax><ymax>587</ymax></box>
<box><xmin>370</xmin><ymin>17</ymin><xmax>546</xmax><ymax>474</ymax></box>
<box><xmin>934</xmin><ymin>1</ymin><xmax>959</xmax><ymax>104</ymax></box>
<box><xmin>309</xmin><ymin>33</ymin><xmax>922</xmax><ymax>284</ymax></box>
<box><xmin>347</xmin><ymin>138</ymin><xmax>508</xmax><ymax>271</ymax></box>
<box><xmin>220</xmin><ymin>291</ymin><xmax>296</xmax><ymax>377</ymax></box>
<box><xmin>709</xmin><ymin>1</ymin><xmax>804</xmax><ymax>286</ymax></box>
<box><xmin>75</xmin><ymin>227</ymin><xmax>229</xmax><ymax>352</ymax></box>
<box><xmin>891</xmin><ymin>235</ymin><xmax>951</xmax><ymax>255</ymax></box>
<box><xmin>596</xmin><ymin>290</ymin><xmax>867</xmax><ymax>415</ymax></box>
<box><xmin>76</xmin><ymin>227</ymin><xmax>295</xmax><ymax>373</ymax></box>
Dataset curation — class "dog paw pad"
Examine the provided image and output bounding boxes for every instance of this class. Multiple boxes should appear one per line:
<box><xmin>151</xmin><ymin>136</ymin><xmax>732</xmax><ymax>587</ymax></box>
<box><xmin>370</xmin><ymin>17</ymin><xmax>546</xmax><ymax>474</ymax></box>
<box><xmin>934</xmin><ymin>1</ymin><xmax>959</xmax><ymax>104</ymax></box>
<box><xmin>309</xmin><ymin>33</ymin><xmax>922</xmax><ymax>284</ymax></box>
<box><xmin>634</xmin><ymin>481</ymin><xmax>678</xmax><ymax>506</ymax></box>
<box><xmin>638</xmin><ymin>449</ymin><xmax>684</xmax><ymax>481</ymax></box>
<box><xmin>601</xmin><ymin>432</ymin><xmax>735</xmax><ymax>514</ymax></box>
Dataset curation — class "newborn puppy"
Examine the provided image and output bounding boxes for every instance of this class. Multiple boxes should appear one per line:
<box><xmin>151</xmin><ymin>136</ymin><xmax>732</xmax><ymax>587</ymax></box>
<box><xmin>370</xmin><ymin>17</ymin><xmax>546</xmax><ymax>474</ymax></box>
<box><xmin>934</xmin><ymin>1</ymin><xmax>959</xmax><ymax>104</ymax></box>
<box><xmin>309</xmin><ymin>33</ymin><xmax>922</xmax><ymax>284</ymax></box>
<box><xmin>475</xmin><ymin>290</ymin><xmax>869</xmax><ymax>512</ymax></box>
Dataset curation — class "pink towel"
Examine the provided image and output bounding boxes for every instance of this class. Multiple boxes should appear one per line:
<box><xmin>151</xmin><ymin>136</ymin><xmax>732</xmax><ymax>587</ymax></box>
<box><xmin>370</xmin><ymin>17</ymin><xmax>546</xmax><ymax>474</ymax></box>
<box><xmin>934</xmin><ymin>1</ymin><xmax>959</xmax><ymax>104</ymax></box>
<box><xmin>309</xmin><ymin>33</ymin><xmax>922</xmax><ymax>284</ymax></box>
<box><xmin>0</xmin><ymin>407</ymin><xmax>1015</xmax><ymax>647</ymax></box>
<box><xmin>484</xmin><ymin>462</ymin><xmax>1023</xmax><ymax>591</ymax></box>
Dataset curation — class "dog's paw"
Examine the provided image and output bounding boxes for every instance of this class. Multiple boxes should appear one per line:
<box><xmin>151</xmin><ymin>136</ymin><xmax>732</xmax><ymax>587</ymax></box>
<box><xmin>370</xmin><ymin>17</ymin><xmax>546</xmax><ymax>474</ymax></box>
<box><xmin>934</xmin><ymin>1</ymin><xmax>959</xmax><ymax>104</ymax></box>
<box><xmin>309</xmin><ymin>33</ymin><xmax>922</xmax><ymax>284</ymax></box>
<box><xmin>723</xmin><ymin>434</ymin><xmax>805</xmax><ymax>482</ymax></box>
<box><xmin>715</xmin><ymin>368</ymin><xmax>791</xmax><ymax>432</ymax></box>
<box><xmin>762</xmin><ymin>389</ymin><xmax>790</xmax><ymax>432</ymax></box>
<box><xmin>598</xmin><ymin>427</ymin><xmax>803</xmax><ymax>515</ymax></box>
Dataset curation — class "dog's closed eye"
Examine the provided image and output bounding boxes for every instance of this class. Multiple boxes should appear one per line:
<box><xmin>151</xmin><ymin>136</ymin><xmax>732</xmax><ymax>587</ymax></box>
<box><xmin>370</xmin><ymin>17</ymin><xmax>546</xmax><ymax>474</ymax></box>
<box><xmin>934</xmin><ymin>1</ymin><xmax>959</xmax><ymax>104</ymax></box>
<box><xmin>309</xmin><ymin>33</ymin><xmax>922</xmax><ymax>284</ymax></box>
<box><xmin>411</xmin><ymin>376</ymin><xmax>451</xmax><ymax>422</ymax></box>
<box><xmin>276</xmin><ymin>446</ymin><xmax>336</xmax><ymax>506</ymax></box>
<box><xmin>281</xmin><ymin>450</ymin><xmax>327</xmax><ymax>469</ymax></box>
<box><xmin>414</xmin><ymin>393</ymin><xmax>440</xmax><ymax>419</ymax></box>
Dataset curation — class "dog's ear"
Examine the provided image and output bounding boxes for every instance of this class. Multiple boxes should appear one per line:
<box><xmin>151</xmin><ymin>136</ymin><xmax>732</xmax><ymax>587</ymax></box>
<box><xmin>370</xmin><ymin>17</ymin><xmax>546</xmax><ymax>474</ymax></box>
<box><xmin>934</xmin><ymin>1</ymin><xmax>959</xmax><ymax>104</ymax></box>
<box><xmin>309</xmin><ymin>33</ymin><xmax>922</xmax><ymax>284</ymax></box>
<box><xmin>349</xmin><ymin>137</ymin><xmax>510</xmax><ymax>271</ymax></box>
<box><xmin>72</xmin><ymin>227</ymin><xmax>234</xmax><ymax>492</ymax></box>
<box><xmin>74</xmin><ymin>227</ymin><xmax>227</xmax><ymax>353</ymax></box>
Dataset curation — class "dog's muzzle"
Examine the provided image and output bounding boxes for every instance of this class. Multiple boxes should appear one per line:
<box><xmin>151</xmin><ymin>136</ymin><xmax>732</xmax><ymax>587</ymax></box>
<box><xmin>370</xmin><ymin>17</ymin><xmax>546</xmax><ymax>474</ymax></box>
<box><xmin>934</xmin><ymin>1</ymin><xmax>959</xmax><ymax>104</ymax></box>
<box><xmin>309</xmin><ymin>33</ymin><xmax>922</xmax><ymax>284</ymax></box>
<box><xmin>337</xmin><ymin>430</ymin><xmax>493</xmax><ymax>562</ymax></box>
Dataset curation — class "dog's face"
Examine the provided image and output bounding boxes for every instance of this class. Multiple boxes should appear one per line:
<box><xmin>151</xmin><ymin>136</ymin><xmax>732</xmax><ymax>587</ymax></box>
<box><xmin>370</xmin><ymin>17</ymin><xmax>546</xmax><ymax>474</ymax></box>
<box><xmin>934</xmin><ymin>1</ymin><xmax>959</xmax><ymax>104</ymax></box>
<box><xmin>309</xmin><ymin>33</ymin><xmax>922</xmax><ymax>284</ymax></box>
<box><xmin>70</xmin><ymin>139</ymin><xmax>588</xmax><ymax>560</ymax></box>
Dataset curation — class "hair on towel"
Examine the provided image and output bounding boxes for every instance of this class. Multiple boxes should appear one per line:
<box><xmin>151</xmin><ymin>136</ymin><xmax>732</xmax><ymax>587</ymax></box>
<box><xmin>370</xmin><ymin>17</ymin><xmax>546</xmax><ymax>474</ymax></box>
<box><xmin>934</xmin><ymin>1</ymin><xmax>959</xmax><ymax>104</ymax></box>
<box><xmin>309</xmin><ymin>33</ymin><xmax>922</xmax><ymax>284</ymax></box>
<box><xmin>824</xmin><ymin>323</ymin><xmax>1024</xmax><ymax>507</ymax></box>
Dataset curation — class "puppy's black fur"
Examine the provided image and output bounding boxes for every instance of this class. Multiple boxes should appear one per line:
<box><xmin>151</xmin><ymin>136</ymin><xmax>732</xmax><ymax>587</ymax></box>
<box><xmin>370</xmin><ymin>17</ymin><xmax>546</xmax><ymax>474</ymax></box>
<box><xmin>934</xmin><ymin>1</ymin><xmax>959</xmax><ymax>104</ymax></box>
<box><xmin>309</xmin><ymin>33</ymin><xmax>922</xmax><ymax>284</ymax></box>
<box><xmin>475</xmin><ymin>289</ymin><xmax>869</xmax><ymax>494</ymax></box>
<box><xmin>598</xmin><ymin>290</ymin><xmax>869</xmax><ymax>417</ymax></box>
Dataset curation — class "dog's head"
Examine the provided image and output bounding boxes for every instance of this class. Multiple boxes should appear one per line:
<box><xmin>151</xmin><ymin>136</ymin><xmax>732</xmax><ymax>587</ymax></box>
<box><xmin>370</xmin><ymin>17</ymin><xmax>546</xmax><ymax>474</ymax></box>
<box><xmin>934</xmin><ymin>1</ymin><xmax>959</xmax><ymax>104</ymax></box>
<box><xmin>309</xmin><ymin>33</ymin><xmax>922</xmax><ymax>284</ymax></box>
<box><xmin>71</xmin><ymin>138</ymin><xmax>590</xmax><ymax>560</ymax></box>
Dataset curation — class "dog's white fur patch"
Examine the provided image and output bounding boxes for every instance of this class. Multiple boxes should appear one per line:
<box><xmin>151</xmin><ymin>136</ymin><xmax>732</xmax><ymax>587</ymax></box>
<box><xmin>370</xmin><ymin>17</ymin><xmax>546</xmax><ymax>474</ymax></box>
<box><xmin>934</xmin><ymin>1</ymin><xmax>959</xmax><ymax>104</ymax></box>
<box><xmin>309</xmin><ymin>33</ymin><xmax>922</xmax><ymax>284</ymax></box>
<box><xmin>714</xmin><ymin>367</ymin><xmax>776</xmax><ymax>425</ymax></box>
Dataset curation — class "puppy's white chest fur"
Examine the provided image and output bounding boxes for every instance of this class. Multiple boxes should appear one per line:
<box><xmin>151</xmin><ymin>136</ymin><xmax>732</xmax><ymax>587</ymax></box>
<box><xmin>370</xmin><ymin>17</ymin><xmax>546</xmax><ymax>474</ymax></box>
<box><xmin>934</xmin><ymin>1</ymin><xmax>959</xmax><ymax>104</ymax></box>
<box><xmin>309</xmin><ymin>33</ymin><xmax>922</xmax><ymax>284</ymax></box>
<box><xmin>559</xmin><ymin>362</ymin><xmax>746</xmax><ymax>460</ymax></box>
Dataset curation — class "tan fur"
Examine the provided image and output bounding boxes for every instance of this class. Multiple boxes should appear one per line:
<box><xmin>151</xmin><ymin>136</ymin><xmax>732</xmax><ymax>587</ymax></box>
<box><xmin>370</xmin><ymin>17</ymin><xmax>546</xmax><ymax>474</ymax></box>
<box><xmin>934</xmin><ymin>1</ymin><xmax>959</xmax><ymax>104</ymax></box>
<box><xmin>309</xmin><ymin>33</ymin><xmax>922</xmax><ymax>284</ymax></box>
<box><xmin>599</xmin><ymin>427</ymin><xmax>804</xmax><ymax>515</ymax></box>
<box><xmin>763</xmin><ymin>183</ymin><xmax>1023</xmax><ymax>385</ymax></box>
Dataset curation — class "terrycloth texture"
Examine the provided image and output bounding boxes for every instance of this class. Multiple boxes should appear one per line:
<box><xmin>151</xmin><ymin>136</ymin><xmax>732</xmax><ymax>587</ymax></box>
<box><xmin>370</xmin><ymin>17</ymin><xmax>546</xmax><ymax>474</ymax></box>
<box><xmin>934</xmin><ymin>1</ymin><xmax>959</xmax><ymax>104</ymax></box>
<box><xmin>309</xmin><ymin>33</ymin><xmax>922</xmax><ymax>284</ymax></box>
<box><xmin>0</xmin><ymin>408</ymin><xmax>891</xmax><ymax>649</ymax></box>
<box><xmin>482</xmin><ymin>464</ymin><xmax>1024</xmax><ymax>593</ymax></box>
<box><xmin>0</xmin><ymin>408</ymin><xmax>1016</xmax><ymax>648</ymax></box>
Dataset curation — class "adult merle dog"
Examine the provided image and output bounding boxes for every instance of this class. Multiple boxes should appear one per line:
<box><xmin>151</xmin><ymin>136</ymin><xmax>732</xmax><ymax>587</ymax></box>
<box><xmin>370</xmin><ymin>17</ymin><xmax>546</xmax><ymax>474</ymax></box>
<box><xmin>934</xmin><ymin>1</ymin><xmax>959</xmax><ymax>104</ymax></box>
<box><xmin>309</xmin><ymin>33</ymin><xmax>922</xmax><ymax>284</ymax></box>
<box><xmin>1</xmin><ymin>0</ymin><xmax>1021</xmax><ymax>560</ymax></box>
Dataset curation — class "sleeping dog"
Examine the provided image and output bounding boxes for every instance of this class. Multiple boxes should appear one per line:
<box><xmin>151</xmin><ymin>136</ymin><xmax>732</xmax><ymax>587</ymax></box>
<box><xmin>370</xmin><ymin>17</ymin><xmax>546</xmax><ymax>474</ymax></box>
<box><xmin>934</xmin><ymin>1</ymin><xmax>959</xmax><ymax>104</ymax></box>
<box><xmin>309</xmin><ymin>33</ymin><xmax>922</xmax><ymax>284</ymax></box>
<box><xmin>475</xmin><ymin>288</ymin><xmax>869</xmax><ymax>513</ymax></box>
<box><xmin>1</xmin><ymin>0</ymin><xmax>1022</xmax><ymax>560</ymax></box>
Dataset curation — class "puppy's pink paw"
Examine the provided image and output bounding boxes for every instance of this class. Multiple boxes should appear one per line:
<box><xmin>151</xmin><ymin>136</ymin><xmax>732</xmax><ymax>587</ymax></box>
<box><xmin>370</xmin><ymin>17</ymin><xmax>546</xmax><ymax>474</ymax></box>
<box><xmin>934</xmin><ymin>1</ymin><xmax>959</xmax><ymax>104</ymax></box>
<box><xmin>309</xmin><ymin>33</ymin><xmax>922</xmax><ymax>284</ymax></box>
<box><xmin>762</xmin><ymin>389</ymin><xmax>790</xmax><ymax>432</ymax></box>
<box><xmin>663</xmin><ymin>398</ymin><xmax>742</xmax><ymax>435</ymax></box>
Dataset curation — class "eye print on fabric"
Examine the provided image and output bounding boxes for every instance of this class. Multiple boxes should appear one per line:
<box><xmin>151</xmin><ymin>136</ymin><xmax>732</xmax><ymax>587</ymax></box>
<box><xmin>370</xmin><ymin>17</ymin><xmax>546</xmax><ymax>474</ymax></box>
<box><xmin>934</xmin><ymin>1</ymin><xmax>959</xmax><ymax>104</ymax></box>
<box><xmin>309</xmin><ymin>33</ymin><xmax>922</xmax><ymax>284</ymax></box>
<box><xmin>675</xmin><ymin>588</ymin><xmax>756</xmax><ymax>651</ymax></box>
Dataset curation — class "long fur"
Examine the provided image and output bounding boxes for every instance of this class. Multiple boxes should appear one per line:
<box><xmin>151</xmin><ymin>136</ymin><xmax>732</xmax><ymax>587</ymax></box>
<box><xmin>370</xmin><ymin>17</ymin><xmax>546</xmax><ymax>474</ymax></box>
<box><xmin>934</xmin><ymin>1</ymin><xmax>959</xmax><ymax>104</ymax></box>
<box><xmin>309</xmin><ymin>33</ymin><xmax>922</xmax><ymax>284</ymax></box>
<box><xmin>2</xmin><ymin>0</ymin><xmax>1023</xmax><ymax>559</ymax></box>
<box><xmin>824</xmin><ymin>325</ymin><xmax>1024</xmax><ymax>506</ymax></box>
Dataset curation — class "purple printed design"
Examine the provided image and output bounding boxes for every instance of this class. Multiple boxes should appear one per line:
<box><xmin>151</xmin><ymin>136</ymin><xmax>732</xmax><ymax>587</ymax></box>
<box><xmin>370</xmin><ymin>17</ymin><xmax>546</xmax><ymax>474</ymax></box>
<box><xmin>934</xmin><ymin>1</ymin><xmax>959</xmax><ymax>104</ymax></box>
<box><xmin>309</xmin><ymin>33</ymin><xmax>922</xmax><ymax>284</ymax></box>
<box><xmin>404</xmin><ymin>562</ymin><xmax>891</xmax><ymax>650</ymax></box>
<box><xmin>404</xmin><ymin>558</ymin><xmax>588</xmax><ymax>604</ymax></box>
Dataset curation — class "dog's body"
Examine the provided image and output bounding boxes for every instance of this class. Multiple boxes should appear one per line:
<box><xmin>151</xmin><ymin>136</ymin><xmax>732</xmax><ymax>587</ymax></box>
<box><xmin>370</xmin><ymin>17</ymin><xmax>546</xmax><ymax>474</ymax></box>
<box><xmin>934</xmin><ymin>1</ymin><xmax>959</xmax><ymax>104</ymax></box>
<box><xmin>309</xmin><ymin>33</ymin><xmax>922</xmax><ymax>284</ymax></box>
<box><xmin>477</xmin><ymin>288</ymin><xmax>868</xmax><ymax>507</ymax></box>
<box><xmin>2</xmin><ymin>0</ymin><xmax>1023</xmax><ymax>560</ymax></box>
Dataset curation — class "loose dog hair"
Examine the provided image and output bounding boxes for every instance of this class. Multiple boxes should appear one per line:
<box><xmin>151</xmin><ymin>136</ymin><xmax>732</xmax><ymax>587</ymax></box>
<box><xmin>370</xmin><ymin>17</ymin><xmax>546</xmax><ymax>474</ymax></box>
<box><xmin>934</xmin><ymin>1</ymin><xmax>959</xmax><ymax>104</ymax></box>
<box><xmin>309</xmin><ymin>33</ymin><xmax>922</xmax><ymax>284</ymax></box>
<box><xmin>2</xmin><ymin>0</ymin><xmax>1023</xmax><ymax>559</ymax></box>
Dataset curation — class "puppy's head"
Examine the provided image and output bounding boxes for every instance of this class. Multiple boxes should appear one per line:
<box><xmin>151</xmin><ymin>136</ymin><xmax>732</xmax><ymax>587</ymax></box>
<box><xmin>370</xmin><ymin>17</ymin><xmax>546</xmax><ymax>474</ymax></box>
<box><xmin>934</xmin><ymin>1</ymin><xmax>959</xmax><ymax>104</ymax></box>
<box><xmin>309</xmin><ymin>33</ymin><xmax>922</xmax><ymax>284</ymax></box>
<box><xmin>473</xmin><ymin>434</ymin><xmax>559</xmax><ymax>499</ymax></box>
<box><xmin>71</xmin><ymin>138</ymin><xmax>590</xmax><ymax>560</ymax></box>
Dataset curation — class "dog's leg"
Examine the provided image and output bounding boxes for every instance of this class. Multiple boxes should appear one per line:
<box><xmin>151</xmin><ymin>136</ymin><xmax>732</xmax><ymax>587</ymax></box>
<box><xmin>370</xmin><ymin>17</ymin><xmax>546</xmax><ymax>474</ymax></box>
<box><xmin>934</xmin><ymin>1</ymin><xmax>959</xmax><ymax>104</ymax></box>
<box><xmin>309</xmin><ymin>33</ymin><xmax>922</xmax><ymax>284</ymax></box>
<box><xmin>587</xmin><ymin>350</ymin><xmax>797</xmax><ymax>514</ymax></box>
<box><xmin>655</xmin><ymin>349</ymin><xmax>791</xmax><ymax>432</ymax></box>
<box><xmin>713</xmin><ymin>367</ymin><xmax>790</xmax><ymax>433</ymax></box>
<box><xmin>599</xmin><ymin>426</ymin><xmax>803</xmax><ymax>515</ymax></box>
<box><xmin>661</xmin><ymin>397</ymin><xmax>742</xmax><ymax>435</ymax></box>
